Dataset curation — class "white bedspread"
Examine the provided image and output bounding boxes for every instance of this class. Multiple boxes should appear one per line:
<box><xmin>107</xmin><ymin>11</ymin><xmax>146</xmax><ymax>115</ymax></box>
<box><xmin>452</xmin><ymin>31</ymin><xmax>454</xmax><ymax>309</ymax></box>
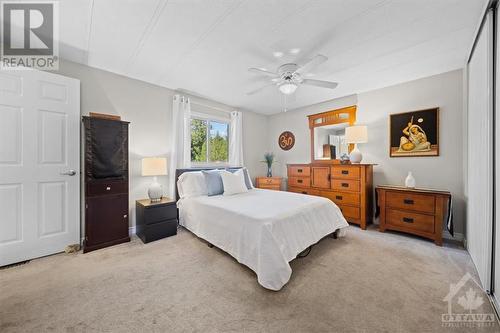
<box><xmin>177</xmin><ymin>189</ymin><xmax>348</xmax><ymax>290</ymax></box>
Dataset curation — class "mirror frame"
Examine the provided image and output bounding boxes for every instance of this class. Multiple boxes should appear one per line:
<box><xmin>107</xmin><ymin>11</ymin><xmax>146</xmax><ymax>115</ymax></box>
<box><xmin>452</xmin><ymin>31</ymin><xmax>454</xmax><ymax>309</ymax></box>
<box><xmin>308</xmin><ymin>105</ymin><xmax>357</xmax><ymax>163</ymax></box>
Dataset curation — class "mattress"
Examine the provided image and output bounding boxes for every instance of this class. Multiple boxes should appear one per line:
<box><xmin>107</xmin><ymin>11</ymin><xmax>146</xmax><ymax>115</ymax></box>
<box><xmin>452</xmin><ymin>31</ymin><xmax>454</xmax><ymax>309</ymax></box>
<box><xmin>177</xmin><ymin>188</ymin><xmax>349</xmax><ymax>291</ymax></box>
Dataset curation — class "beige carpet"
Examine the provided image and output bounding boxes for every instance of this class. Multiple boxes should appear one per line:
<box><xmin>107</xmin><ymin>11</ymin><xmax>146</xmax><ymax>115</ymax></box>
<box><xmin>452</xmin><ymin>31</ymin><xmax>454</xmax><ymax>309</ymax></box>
<box><xmin>1</xmin><ymin>226</ymin><xmax>498</xmax><ymax>333</ymax></box>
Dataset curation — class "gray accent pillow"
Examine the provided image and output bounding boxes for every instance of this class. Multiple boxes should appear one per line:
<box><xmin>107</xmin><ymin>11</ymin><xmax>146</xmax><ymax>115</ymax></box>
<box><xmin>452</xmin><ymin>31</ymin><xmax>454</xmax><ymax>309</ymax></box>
<box><xmin>202</xmin><ymin>170</ymin><xmax>224</xmax><ymax>196</ymax></box>
<box><xmin>227</xmin><ymin>168</ymin><xmax>253</xmax><ymax>190</ymax></box>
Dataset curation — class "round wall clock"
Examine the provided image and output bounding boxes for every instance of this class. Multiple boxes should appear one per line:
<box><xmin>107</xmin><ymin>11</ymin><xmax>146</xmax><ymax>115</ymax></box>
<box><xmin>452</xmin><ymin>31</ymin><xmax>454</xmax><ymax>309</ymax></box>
<box><xmin>278</xmin><ymin>131</ymin><xmax>295</xmax><ymax>151</ymax></box>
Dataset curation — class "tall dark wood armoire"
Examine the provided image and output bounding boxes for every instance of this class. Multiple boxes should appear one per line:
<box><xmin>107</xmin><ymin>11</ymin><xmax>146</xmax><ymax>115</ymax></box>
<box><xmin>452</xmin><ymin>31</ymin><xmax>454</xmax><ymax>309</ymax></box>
<box><xmin>83</xmin><ymin>116</ymin><xmax>130</xmax><ymax>253</ymax></box>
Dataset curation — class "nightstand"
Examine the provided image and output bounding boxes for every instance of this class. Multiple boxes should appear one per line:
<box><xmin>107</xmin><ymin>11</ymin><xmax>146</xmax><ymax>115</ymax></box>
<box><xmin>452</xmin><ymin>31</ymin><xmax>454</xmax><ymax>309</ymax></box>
<box><xmin>136</xmin><ymin>197</ymin><xmax>177</xmax><ymax>244</ymax></box>
<box><xmin>255</xmin><ymin>177</ymin><xmax>282</xmax><ymax>191</ymax></box>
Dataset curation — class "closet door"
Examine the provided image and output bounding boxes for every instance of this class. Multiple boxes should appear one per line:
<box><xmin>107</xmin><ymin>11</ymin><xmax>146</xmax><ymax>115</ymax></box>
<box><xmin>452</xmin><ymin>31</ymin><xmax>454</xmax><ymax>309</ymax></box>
<box><xmin>467</xmin><ymin>11</ymin><xmax>494</xmax><ymax>290</ymax></box>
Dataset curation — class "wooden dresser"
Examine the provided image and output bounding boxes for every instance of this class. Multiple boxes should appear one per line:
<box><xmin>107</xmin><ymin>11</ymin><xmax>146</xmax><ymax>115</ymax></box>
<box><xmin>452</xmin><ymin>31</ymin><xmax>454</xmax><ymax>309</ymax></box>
<box><xmin>256</xmin><ymin>177</ymin><xmax>282</xmax><ymax>191</ymax></box>
<box><xmin>287</xmin><ymin>164</ymin><xmax>374</xmax><ymax>229</ymax></box>
<box><xmin>376</xmin><ymin>185</ymin><xmax>451</xmax><ymax>246</ymax></box>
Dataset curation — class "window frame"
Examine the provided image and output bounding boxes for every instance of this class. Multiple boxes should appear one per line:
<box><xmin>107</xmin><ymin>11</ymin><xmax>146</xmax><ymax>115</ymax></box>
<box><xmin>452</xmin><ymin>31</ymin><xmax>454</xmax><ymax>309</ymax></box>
<box><xmin>190</xmin><ymin>112</ymin><xmax>230</xmax><ymax>167</ymax></box>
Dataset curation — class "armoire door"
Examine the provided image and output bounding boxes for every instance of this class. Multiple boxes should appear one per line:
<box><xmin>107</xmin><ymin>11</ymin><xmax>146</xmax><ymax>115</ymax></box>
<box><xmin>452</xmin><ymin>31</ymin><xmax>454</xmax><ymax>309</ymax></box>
<box><xmin>0</xmin><ymin>69</ymin><xmax>80</xmax><ymax>267</ymax></box>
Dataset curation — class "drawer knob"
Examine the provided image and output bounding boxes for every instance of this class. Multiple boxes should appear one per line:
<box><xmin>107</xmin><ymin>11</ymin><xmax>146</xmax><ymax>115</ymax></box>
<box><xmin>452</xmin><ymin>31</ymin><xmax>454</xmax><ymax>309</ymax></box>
<box><xmin>341</xmin><ymin>170</ymin><xmax>349</xmax><ymax>175</ymax></box>
<box><xmin>402</xmin><ymin>217</ymin><xmax>414</xmax><ymax>223</ymax></box>
<box><xmin>106</xmin><ymin>186</ymin><xmax>111</xmax><ymax>191</ymax></box>
<box><xmin>123</xmin><ymin>214</ymin><xmax>128</xmax><ymax>219</ymax></box>
<box><xmin>297</xmin><ymin>179</ymin><xmax>303</xmax><ymax>183</ymax></box>
<box><xmin>336</xmin><ymin>195</ymin><xmax>343</xmax><ymax>200</ymax></box>
<box><xmin>266</xmin><ymin>179</ymin><xmax>272</xmax><ymax>183</ymax></box>
<box><xmin>298</xmin><ymin>169</ymin><xmax>303</xmax><ymax>173</ymax></box>
<box><xmin>403</xmin><ymin>199</ymin><xmax>414</xmax><ymax>205</ymax></box>
<box><xmin>302</xmin><ymin>191</ymin><xmax>307</xmax><ymax>194</ymax></box>
<box><xmin>341</xmin><ymin>183</ymin><xmax>349</xmax><ymax>187</ymax></box>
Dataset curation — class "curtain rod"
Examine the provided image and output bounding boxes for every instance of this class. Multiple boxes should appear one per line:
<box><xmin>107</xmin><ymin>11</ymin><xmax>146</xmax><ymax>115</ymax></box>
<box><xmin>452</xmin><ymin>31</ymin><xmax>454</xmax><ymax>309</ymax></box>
<box><xmin>190</xmin><ymin>100</ymin><xmax>233</xmax><ymax>114</ymax></box>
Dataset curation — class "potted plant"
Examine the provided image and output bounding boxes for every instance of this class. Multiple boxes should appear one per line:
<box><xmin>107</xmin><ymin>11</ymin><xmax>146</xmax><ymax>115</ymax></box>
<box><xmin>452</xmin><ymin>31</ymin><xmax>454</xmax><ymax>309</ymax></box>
<box><xmin>261</xmin><ymin>152</ymin><xmax>276</xmax><ymax>177</ymax></box>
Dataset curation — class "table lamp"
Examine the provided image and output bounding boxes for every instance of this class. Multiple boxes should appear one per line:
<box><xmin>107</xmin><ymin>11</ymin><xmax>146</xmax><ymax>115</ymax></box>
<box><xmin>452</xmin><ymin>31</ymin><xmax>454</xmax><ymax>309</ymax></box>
<box><xmin>142</xmin><ymin>157</ymin><xmax>167</xmax><ymax>202</ymax></box>
<box><xmin>345</xmin><ymin>126</ymin><xmax>368</xmax><ymax>164</ymax></box>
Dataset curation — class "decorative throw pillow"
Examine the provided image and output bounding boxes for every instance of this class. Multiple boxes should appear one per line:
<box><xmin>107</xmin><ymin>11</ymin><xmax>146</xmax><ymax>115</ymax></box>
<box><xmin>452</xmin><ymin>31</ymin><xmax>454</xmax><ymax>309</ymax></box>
<box><xmin>177</xmin><ymin>171</ymin><xmax>208</xmax><ymax>198</ymax></box>
<box><xmin>226</xmin><ymin>168</ymin><xmax>254</xmax><ymax>190</ymax></box>
<box><xmin>220</xmin><ymin>170</ymin><xmax>248</xmax><ymax>196</ymax></box>
<box><xmin>202</xmin><ymin>170</ymin><xmax>224</xmax><ymax>196</ymax></box>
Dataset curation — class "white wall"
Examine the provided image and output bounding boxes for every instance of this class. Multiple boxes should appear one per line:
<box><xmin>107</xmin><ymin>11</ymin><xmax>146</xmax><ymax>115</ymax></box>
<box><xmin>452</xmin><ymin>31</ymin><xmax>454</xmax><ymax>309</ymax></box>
<box><xmin>267</xmin><ymin>70</ymin><xmax>465</xmax><ymax>236</ymax></box>
<box><xmin>56</xmin><ymin>60</ymin><xmax>267</xmax><ymax>229</ymax></box>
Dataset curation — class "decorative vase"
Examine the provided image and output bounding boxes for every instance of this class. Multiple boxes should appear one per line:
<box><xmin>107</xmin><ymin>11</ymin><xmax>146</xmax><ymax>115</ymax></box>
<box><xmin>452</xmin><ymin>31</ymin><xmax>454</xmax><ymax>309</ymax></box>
<box><xmin>405</xmin><ymin>172</ymin><xmax>416</xmax><ymax>188</ymax></box>
<box><xmin>267</xmin><ymin>165</ymin><xmax>272</xmax><ymax>177</ymax></box>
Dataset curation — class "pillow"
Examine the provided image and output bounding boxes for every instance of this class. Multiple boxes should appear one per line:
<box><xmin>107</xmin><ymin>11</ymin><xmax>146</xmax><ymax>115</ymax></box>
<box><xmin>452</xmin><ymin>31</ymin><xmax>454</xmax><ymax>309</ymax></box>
<box><xmin>177</xmin><ymin>171</ymin><xmax>208</xmax><ymax>198</ymax></box>
<box><xmin>226</xmin><ymin>168</ymin><xmax>254</xmax><ymax>190</ymax></box>
<box><xmin>202</xmin><ymin>170</ymin><xmax>224</xmax><ymax>196</ymax></box>
<box><xmin>220</xmin><ymin>170</ymin><xmax>248</xmax><ymax>196</ymax></box>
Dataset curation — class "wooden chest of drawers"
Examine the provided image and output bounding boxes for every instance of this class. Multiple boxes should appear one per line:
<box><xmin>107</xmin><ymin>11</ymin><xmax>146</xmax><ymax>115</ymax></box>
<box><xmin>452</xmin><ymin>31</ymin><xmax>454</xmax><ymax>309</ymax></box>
<box><xmin>256</xmin><ymin>177</ymin><xmax>282</xmax><ymax>191</ymax></box>
<box><xmin>287</xmin><ymin>163</ymin><xmax>374</xmax><ymax>229</ymax></box>
<box><xmin>376</xmin><ymin>185</ymin><xmax>451</xmax><ymax>246</ymax></box>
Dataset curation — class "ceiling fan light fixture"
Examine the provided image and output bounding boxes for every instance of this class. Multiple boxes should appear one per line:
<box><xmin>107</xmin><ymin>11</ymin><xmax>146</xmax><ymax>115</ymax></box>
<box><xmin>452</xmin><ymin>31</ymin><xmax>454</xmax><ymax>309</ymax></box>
<box><xmin>279</xmin><ymin>81</ymin><xmax>297</xmax><ymax>95</ymax></box>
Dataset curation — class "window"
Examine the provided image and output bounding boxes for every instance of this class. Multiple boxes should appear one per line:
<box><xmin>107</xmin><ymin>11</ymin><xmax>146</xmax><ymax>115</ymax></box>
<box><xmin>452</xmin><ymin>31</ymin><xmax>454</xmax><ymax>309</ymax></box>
<box><xmin>190</xmin><ymin>118</ymin><xmax>229</xmax><ymax>164</ymax></box>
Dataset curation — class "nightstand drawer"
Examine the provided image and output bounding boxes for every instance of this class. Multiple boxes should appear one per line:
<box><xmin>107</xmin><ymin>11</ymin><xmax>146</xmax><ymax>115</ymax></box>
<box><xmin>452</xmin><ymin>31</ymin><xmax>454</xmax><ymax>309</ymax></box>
<box><xmin>142</xmin><ymin>219</ymin><xmax>177</xmax><ymax>243</ymax></box>
<box><xmin>259</xmin><ymin>177</ymin><xmax>281</xmax><ymax>185</ymax></box>
<box><xmin>144</xmin><ymin>204</ymin><xmax>177</xmax><ymax>224</ymax></box>
<box><xmin>386</xmin><ymin>192</ymin><xmax>435</xmax><ymax>214</ymax></box>
<box><xmin>386</xmin><ymin>209</ymin><xmax>434</xmax><ymax>234</ymax></box>
<box><xmin>259</xmin><ymin>184</ymin><xmax>280</xmax><ymax>190</ymax></box>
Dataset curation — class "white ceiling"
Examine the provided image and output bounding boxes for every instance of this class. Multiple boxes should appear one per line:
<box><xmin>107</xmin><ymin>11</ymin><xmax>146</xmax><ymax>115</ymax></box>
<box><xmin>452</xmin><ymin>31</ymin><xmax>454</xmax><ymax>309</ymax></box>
<box><xmin>59</xmin><ymin>0</ymin><xmax>485</xmax><ymax>115</ymax></box>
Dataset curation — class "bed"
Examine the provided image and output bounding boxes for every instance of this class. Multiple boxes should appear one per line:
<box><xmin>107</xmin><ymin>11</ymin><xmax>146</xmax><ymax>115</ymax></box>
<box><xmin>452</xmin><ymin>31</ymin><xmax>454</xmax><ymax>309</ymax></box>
<box><xmin>176</xmin><ymin>168</ymin><xmax>349</xmax><ymax>291</ymax></box>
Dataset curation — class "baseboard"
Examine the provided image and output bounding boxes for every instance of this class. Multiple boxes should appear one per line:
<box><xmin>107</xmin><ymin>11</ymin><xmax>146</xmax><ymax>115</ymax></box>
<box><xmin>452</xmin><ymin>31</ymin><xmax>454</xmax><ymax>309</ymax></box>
<box><xmin>443</xmin><ymin>231</ymin><xmax>464</xmax><ymax>243</ymax></box>
<box><xmin>129</xmin><ymin>226</ymin><xmax>136</xmax><ymax>236</ymax></box>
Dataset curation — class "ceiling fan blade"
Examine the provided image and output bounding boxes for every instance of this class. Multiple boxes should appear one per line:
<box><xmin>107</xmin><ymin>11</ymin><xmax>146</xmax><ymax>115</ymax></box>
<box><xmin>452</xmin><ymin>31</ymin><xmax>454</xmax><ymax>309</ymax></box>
<box><xmin>246</xmin><ymin>82</ymin><xmax>276</xmax><ymax>95</ymax></box>
<box><xmin>296</xmin><ymin>54</ymin><xmax>328</xmax><ymax>74</ymax></box>
<box><xmin>301</xmin><ymin>79</ymin><xmax>338</xmax><ymax>89</ymax></box>
<box><xmin>248</xmin><ymin>67</ymin><xmax>279</xmax><ymax>77</ymax></box>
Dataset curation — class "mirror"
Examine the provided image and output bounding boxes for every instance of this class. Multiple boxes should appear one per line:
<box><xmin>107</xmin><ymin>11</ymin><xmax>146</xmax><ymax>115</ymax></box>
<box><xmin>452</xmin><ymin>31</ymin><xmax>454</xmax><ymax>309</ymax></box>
<box><xmin>313</xmin><ymin>123</ymin><xmax>349</xmax><ymax>160</ymax></box>
<box><xmin>308</xmin><ymin>106</ymin><xmax>357</xmax><ymax>163</ymax></box>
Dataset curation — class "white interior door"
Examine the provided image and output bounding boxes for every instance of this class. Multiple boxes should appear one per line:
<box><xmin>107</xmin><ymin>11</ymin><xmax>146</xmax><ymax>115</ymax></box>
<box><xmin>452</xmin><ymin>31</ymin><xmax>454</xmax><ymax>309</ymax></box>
<box><xmin>467</xmin><ymin>12</ymin><xmax>494</xmax><ymax>290</ymax></box>
<box><xmin>0</xmin><ymin>68</ymin><xmax>80</xmax><ymax>266</ymax></box>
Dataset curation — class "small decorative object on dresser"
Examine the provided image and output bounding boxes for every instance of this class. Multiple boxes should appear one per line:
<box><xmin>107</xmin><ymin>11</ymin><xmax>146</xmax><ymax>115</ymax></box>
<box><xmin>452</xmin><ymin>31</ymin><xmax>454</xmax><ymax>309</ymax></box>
<box><xmin>136</xmin><ymin>198</ymin><xmax>178</xmax><ymax>244</ymax></box>
<box><xmin>405</xmin><ymin>172</ymin><xmax>416</xmax><ymax>188</ymax></box>
<box><xmin>376</xmin><ymin>185</ymin><xmax>451</xmax><ymax>246</ymax></box>
<box><xmin>142</xmin><ymin>157</ymin><xmax>167</xmax><ymax>202</ymax></box>
<box><xmin>256</xmin><ymin>177</ymin><xmax>282</xmax><ymax>191</ymax></box>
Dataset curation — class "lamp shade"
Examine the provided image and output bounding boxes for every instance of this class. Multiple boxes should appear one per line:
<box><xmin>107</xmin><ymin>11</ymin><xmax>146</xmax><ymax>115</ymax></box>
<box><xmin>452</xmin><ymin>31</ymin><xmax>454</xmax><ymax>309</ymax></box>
<box><xmin>142</xmin><ymin>157</ymin><xmax>167</xmax><ymax>176</ymax></box>
<box><xmin>345</xmin><ymin>126</ymin><xmax>368</xmax><ymax>144</ymax></box>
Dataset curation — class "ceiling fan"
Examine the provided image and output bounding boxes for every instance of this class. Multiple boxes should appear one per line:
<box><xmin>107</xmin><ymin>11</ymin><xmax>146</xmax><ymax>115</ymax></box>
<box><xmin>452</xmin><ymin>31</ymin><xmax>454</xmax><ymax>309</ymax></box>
<box><xmin>247</xmin><ymin>54</ymin><xmax>338</xmax><ymax>96</ymax></box>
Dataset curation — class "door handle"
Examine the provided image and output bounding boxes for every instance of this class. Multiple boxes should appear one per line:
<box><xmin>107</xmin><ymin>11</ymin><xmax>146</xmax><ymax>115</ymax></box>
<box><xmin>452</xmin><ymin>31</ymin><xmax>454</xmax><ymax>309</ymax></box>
<box><xmin>60</xmin><ymin>170</ymin><xmax>77</xmax><ymax>176</ymax></box>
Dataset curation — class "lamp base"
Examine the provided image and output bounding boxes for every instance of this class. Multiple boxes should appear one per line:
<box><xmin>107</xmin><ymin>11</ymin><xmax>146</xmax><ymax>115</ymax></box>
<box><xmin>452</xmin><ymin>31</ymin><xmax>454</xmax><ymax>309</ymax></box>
<box><xmin>349</xmin><ymin>145</ymin><xmax>363</xmax><ymax>164</ymax></box>
<box><xmin>148</xmin><ymin>177</ymin><xmax>163</xmax><ymax>202</ymax></box>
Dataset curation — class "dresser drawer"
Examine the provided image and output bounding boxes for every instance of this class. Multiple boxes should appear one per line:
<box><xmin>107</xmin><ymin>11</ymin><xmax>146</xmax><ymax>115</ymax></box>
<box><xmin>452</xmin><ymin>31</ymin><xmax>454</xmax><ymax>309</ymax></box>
<box><xmin>331</xmin><ymin>166</ymin><xmax>360</xmax><ymax>179</ymax></box>
<box><xmin>288</xmin><ymin>186</ymin><xmax>320</xmax><ymax>196</ymax></box>
<box><xmin>87</xmin><ymin>181</ymin><xmax>128</xmax><ymax>197</ymax></box>
<box><xmin>144</xmin><ymin>204</ymin><xmax>177</xmax><ymax>224</ymax></box>
<box><xmin>288</xmin><ymin>176</ymin><xmax>310</xmax><ymax>187</ymax></box>
<box><xmin>338</xmin><ymin>205</ymin><xmax>360</xmax><ymax>220</ymax></box>
<box><xmin>386</xmin><ymin>209</ymin><xmax>435</xmax><ymax>234</ymax></box>
<box><xmin>288</xmin><ymin>165</ymin><xmax>311</xmax><ymax>177</ymax></box>
<box><xmin>386</xmin><ymin>192</ymin><xmax>435</xmax><ymax>214</ymax></box>
<box><xmin>331</xmin><ymin>179</ymin><xmax>360</xmax><ymax>192</ymax></box>
<box><xmin>321</xmin><ymin>191</ymin><xmax>360</xmax><ymax>206</ymax></box>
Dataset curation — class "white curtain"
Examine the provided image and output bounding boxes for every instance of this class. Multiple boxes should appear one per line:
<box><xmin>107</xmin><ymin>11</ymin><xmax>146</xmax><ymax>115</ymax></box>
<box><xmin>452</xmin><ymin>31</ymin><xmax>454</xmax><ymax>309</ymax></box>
<box><xmin>168</xmin><ymin>95</ymin><xmax>191</xmax><ymax>197</ymax></box>
<box><xmin>229</xmin><ymin>110</ymin><xmax>244</xmax><ymax>166</ymax></box>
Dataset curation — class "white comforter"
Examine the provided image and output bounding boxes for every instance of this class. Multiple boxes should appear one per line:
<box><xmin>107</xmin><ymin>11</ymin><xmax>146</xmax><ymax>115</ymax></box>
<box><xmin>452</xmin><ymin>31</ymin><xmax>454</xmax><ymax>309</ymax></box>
<box><xmin>177</xmin><ymin>189</ymin><xmax>349</xmax><ymax>290</ymax></box>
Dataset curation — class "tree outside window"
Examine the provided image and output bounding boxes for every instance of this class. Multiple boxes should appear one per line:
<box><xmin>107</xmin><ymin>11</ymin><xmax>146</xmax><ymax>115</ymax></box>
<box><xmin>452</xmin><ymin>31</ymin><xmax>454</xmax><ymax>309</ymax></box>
<box><xmin>191</xmin><ymin>118</ymin><xmax>229</xmax><ymax>164</ymax></box>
